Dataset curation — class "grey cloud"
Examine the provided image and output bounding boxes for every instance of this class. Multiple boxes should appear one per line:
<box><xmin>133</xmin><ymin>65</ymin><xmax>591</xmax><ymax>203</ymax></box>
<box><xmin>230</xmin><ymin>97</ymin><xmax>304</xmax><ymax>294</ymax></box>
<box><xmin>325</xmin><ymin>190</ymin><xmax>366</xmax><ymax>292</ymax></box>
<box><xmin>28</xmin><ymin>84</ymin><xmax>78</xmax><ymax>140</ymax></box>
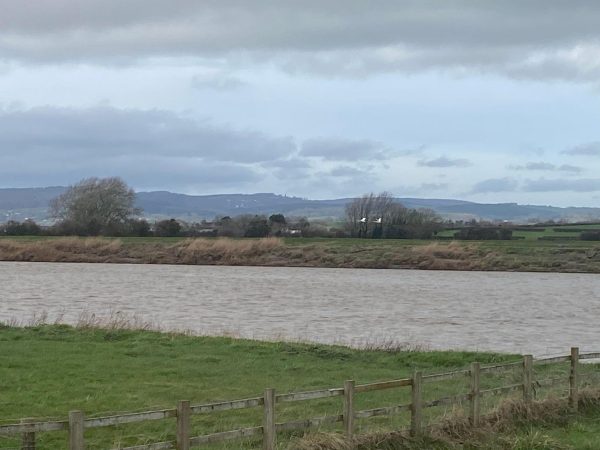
<box><xmin>191</xmin><ymin>73</ymin><xmax>246</xmax><ymax>91</ymax></box>
<box><xmin>511</xmin><ymin>162</ymin><xmax>555</xmax><ymax>171</ymax></box>
<box><xmin>300</xmin><ymin>138</ymin><xmax>390</xmax><ymax>161</ymax></box>
<box><xmin>390</xmin><ymin>182</ymin><xmax>448</xmax><ymax>196</ymax></box>
<box><xmin>562</xmin><ymin>142</ymin><xmax>600</xmax><ymax>156</ymax></box>
<box><xmin>509</xmin><ymin>162</ymin><xmax>583</xmax><ymax>173</ymax></box>
<box><xmin>471</xmin><ymin>178</ymin><xmax>518</xmax><ymax>193</ymax></box>
<box><xmin>397</xmin><ymin>144</ymin><xmax>428</xmax><ymax>156</ymax></box>
<box><xmin>0</xmin><ymin>105</ymin><xmax>294</xmax><ymax>190</ymax></box>
<box><xmin>418</xmin><ymin>156</ymin><xmax>470</xmax><ymax>168</ymax></box>
<box><xmin>328</xmin><ymin>166</ymin><xmax>368</xmax><ymax>177</ymax></box>
<box><xmin>262</xmin><ymin>158</ymin><xmax>313</xmax><ymax>180</ymax></box>
<box><xmin>0</xmin><ymin>153</ymin><xmax>262</xmax><ymax>192</ymax></box>
<box><xmin>0</xmin><ymin>106</ymin><xmax>295</xmax><ymax>163</ymax></box>
<box><xmin>420</xmin><ymin>183</ymin><xmax>449</xmax><ymax>191</ymax></box>
<box><xmin>2</xmin><ymin>1</ymin><xmax>600</xmax><ymax>81</ymax></box>
<box><xmin>523</xmin><ymin>178</ymin><xmax>600</xmax><ymax>192</ymax></box>
<box><xmin>110</xmin><ymin>158</ymin><xmax>262</xmax><ymax>191</ymax></box>
<box><xmin>0</xmin><ymin>105</ymin><xmax>401</xmax><ymax>192</ymax></box>
<box><xmin>558</xmin><ymin>164</ymin><xmax>583</xmax><ymax>173</ymax></box>
<box><xmin>263</xmin><ymin>158</ymin><xmax>312</xmax><ymax>170</ymax></box>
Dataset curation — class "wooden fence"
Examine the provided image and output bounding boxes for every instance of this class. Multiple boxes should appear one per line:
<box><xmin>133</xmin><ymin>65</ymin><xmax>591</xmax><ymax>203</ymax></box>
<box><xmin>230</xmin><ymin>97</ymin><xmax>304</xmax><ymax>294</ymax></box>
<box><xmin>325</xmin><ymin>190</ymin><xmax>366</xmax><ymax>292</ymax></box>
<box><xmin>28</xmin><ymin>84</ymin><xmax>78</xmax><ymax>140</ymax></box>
<box><xmin>1</xmin><ymin>347</ymin><xmax>599</xmax><ymax>450</ymax></box>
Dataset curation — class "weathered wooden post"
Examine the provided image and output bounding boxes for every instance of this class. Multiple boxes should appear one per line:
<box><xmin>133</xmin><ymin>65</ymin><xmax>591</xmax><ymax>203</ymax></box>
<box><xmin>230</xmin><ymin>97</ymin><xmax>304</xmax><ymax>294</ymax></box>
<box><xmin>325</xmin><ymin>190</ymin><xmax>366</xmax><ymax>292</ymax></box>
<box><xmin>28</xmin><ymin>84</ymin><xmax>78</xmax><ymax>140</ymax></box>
<box><xmin>262</xmin><ymin>388</ymin><xmax>276</xmax><ymax>450</ymax></box>
<box><xmin>522</xmin><ymin>355</ymin><xmax>533</xmax><ymax>406</ymax></box>
<box><xmin>68</xmin><ymin>410</ymin><xmax>85</xmax><ymax>450</ymax></box>
<box><xmin>569</xmin><ymin>347</ymin><xmax>579</xmax><ymax>412</ymax></box>
<box><xmin>410</xmin><ymin>371</ymin><xmax>422</xmax><ymax>436</ymax></box>
<box><xmin>20</xmin><ymin>418</ymin><xmax>35</xmax><ymax>450</ymax></box>
<box><xmin>176</xmin><ymin>400</ymin><xmax>191</xmax><ymax>450</ymax></box>
<box><xmin>343</xmin><ymin>380</ymin><xmax>355</xmax><ymax>437</ymax></box>
<box><xmin>469</xmin><ymin>362</ymin><xmax>481</xmax><ymax>427</ymax></box>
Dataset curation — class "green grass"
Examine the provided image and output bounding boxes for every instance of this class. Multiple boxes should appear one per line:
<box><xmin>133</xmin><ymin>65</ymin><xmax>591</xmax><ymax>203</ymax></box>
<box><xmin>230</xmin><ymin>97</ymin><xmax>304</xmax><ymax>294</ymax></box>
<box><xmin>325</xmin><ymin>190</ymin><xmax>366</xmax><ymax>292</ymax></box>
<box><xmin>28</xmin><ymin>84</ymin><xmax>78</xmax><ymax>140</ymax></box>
<box><xmin>0</xmin><ymin>325</ymin><xmax>518</xmax><ymax>449</ymax></box>
<box><xmin>438</xmin><ymin>223</ymin><xmax>600</xmax><ymax>242</ymax></box>
<box><xmin>522</xmin><ymin>415</ymin><xmax>600</xmax><ymax>450</ymax></box>
<box><xmin>1</xmin><ymin>326</ymin><xmax>599</xmax><ymax>449</ymax></box>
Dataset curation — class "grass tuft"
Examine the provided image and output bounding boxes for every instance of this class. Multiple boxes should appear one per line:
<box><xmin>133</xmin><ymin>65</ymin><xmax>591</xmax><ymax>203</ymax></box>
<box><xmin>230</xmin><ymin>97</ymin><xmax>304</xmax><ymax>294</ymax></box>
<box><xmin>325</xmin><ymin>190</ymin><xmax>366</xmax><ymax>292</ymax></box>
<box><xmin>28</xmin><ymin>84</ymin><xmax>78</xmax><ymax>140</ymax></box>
<box><xmin>294</xmin><ymin>393</ymin><xmax>600</xmax><ymax>450</ymax></box>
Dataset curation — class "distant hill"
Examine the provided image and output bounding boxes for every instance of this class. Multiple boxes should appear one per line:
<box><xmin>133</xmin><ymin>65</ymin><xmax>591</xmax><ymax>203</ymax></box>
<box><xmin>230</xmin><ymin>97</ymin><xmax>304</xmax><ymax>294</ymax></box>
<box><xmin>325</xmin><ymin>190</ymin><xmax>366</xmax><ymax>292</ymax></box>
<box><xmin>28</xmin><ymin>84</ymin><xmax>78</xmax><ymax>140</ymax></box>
<box><xmin>2</xmin><ymin>187</ymin><xmax>600</xmax><ymax>224</ymax></box>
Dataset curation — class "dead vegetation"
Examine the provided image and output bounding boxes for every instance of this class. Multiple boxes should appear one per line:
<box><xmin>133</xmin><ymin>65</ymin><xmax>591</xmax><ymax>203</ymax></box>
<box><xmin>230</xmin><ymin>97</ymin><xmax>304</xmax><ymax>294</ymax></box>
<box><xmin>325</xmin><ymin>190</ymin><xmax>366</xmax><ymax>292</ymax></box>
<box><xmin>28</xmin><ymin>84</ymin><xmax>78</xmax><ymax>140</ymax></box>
<box><xmin>174</xmin><ymin>237</ymin><xmax>284</xmax><ymax>265</ymax></box>
<box><xmin>0</xmin><ymin>237</ymin><xmax>126</xmax><ymax>263</ymax></box>
<box><xmin>406</xmin><ymin>242</ymin><xmax>482</xmax><ymax>271</ymax></box>
<box><xmin>1</xmin><ymin>310</ymin><xmax>163</xmax><ymax>333</ymax></box>
<box><xmin>2</xmin><ymin>236</ymin><xmax>599</xmax><ymax>273</ymax></box>
<box><xmin>290</xmin><ymin>392</ymin><xmax>600</xmax><ymax>449</ymax></box>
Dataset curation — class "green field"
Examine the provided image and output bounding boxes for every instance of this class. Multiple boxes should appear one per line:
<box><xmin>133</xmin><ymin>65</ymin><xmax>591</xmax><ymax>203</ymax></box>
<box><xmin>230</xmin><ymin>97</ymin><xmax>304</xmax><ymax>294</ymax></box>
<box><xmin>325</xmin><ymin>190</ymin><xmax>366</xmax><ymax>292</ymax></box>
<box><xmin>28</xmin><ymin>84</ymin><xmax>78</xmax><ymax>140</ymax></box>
<box><xmin>1</xmin><ymin>326</ymin><xmax>599</xmax><ymax>449</ymax></box>
<box><xmin>436</xmin><ymin>224</ymin><xmax>600</xmax><ymax>241</ymax></box>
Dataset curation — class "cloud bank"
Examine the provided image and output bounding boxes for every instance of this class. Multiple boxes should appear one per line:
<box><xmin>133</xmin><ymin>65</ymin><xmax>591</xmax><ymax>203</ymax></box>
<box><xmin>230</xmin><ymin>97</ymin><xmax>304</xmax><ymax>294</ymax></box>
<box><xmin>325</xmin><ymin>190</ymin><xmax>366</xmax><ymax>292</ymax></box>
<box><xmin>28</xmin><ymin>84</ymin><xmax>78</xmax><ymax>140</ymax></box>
<box><xmin>2</xmin><ymin>1</ymin><xmax>600</xmax><ymax>81</ymax></box>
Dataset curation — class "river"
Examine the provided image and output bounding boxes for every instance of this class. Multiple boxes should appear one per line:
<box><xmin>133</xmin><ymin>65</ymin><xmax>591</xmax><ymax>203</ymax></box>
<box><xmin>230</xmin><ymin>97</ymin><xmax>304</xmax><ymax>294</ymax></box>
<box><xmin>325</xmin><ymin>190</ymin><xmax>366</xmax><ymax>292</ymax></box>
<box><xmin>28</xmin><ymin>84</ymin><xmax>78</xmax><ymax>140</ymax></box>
<box><xmin>1</xmin><ymin>261</ymin><xmax>599</xmax><ymax>356</ymax></box>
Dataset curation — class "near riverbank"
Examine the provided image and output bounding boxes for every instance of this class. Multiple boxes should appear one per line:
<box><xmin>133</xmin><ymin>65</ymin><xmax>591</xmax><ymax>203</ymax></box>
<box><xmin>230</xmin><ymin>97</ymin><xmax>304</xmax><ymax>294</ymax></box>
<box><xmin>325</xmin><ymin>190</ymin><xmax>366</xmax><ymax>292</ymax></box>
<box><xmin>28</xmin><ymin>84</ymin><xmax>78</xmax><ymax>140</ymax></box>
<box><xmin>2</xmin><ymin>236</ymin><xmax>600</xmax><ymax>273</ymax></box>
<box><xmin>1</xmin><ymin>325</ymin><xmax>599</xmax><ymax>449</ymax></box>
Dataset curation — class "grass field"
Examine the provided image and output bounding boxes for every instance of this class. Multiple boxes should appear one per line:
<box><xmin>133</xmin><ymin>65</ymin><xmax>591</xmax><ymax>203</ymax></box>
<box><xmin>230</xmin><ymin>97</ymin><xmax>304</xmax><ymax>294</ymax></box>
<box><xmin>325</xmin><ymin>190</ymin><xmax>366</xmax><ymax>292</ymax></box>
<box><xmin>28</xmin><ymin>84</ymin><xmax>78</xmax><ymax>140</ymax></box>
<box><xmin>1</xmin><ymin>326</ymin><xmax>599</xmax><ymax>449</ymax></box>
<box><xmin>437</xmin><ymin>224</ymin><xmax>600</xmax><ymax>241</ymax></box>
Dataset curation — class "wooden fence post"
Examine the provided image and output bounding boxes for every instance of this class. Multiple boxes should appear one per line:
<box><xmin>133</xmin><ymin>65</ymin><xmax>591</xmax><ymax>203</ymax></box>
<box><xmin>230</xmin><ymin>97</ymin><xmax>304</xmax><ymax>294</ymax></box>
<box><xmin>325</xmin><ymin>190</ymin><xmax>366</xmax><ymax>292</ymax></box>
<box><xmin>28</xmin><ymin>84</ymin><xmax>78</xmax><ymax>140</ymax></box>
<box><xmin>343</xmin><ymin>380</ymin><xmax>355</xmax><ymax>437</ymax></box>
<box><xmin>469</xmin><ymin>362</ymin><xmax>481</xmax><ymax>427</ymax></box>
<box><xmin>522</xmin><ymin>355</ymin><xmax>533</xmax><ymax>406</ymax></box>
<box><xmin>410</xmin><ymin>371</ymin><xmax>422</xmax><ymax>437</ymax></box>
<box><xmin>263</xmin><ymin>388</ymin><xmax>276</xmax><ymax>450</ymax></box>
<box><xmin>68</xmin><ymin>410</ymin><xmax>85</xmax><ymax>450</ymax></box>
<box><xmin>569</xmin><ymin>347</ymin><xmax>579</xmax><ymax>412</ymax></box>
<box><xmin>176</xmin><ymin>400</ymin><xmax>191</xmax><ymax>450</ymax></box>
<box><xmin>20</xmin><ymin>418</ymin><xmax>35</xmax><ymax>450</ymax></box>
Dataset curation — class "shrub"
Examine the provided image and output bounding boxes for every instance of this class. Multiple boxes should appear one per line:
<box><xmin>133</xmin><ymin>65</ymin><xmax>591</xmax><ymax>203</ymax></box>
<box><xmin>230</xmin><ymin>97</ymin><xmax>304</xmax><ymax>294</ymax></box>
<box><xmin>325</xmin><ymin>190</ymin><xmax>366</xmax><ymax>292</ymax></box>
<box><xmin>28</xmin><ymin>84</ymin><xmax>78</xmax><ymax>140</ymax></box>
<box><xmin>454</xmin><ymin>227</ymin><xmax>513</xmax><ymax>240</ymax></box>
<box><xmin>154</xmin><ymin>219</ymin><xmax>182</xmax><ymax>237</ymax></box>
<box><xmin>580</xmin><ymin>231</ymin><xmax>600</xmax><ymax>241</ymax></box>
<box><xmin>1</xmin><ymin>219</ymin><xmax>41</xmax><ymax>235</ymax></box>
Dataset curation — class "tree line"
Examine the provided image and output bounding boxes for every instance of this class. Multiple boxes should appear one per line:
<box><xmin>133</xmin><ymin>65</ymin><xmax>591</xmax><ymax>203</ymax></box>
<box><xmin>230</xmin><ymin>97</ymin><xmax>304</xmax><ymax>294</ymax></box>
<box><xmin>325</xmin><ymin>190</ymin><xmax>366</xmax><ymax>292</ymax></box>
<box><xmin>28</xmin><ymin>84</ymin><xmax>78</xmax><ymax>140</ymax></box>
<box><xmin>0</xmin><ymin>178</ymin><xmax>322</xmax><ymax>238</ymax></box>
<box><xmin>1</xmin><ymin>178</ymin><xmax>444</xmax><ymax>239</ymax></box>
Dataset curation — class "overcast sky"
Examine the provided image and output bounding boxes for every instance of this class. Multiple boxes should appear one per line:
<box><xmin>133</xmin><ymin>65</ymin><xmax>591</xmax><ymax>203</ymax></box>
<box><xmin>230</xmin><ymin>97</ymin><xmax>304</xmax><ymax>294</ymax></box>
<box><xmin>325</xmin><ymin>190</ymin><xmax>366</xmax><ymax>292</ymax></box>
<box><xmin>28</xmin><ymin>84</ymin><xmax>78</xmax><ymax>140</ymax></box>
<box><xmin>2</xmin><ymin>1</ymin><xmax>600</xmax><ymax>206</ymax></box>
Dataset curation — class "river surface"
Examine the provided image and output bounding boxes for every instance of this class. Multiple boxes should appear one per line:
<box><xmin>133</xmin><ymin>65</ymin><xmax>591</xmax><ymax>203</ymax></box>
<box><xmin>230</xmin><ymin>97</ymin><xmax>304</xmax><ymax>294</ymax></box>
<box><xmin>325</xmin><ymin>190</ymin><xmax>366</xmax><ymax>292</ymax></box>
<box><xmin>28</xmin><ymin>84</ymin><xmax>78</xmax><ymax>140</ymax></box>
<box><xmin>1</xmin><ymin>261</ymin><xmax>599</xmax><ymax>356</ymax></box>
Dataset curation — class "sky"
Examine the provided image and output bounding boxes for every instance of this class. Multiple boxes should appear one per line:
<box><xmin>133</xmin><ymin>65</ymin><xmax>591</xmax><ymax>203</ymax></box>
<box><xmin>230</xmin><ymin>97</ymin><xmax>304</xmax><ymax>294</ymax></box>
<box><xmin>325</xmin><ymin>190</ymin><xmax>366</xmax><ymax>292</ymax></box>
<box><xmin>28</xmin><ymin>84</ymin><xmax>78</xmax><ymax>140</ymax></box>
<box><xmin>1</xmin><ymin>1</ymin><xmax>600</xmax><ymax>207</ymax></box>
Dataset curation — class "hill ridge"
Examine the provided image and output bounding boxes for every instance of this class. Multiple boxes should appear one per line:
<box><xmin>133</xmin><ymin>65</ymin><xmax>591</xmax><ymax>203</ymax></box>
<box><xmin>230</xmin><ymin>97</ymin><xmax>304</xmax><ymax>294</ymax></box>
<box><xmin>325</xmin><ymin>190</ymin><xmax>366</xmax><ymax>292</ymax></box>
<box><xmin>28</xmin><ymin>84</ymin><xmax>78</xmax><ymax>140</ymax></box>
<box><xmin>1</xmin><ymin>187</ymin><xmax>600</xmax><ymax>223</ymax></box>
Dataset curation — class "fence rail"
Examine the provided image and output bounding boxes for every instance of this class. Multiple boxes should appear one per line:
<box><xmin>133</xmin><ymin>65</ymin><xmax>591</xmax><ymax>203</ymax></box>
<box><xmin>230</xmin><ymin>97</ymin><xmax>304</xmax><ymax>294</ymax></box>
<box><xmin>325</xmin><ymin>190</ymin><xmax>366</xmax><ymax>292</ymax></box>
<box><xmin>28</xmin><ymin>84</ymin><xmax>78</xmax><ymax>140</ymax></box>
<box><xmin>1</xmin><ymin>348</ymin><xmax>598</xmax><ymax>450</ymax></box>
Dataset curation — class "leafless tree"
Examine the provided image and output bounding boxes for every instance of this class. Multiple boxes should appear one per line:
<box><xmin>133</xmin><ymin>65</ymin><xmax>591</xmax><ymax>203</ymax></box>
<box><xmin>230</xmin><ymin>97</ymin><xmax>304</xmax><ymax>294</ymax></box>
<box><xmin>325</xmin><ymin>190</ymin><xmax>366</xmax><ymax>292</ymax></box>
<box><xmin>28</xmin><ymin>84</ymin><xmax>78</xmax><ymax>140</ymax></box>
<box><xmin>346</xmin><ymin>192</ymin><xmax>441</xmax><ymax>238</ymax></box>
<box><xmin>50</xmin><ymin>177</ymin><xmax>140</xmax><ymax>235</ymax></box>
<box><xmin>345</xmin><ymin>192</ymin><xmax>394</xmax><ymax>237</ymax></box>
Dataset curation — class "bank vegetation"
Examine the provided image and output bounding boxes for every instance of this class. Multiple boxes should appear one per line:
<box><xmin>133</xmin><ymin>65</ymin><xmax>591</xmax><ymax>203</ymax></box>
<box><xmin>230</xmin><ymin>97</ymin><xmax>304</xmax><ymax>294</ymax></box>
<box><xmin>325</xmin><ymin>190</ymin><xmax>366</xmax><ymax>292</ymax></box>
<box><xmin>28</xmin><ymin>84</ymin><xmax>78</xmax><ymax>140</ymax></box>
<box><xmin>2</xmin><ymin>236</ymin><xmax>600</xmax><ymax>273</ymax></box>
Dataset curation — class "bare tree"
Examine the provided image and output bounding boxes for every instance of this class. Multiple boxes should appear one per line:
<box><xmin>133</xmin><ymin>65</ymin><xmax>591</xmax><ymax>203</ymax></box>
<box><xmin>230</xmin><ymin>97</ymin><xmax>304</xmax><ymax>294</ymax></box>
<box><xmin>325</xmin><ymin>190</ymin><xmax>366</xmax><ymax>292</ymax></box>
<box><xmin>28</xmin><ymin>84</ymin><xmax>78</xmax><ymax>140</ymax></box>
<box><xmin>345</xmin><ymin>192</ymin><xmax>394</xmax><ymax>237</ymax></box>
<box><xmin>346</xmin><ymin>192</ymin><xmax>441</xmax><ymax>238</ymax></box>
<box><xmin>50</xmin><ymin>177</ymin><xmax>140</xmax><ymax>235</ymax></box>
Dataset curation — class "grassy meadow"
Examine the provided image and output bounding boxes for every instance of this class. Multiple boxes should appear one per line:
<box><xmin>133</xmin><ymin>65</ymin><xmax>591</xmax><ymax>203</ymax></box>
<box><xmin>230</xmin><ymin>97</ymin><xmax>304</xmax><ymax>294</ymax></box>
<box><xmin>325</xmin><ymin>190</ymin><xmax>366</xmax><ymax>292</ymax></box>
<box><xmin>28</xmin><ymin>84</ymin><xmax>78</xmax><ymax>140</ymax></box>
<box><xmin>1</xmin><ymin>325</ymin><xmax>599</xmax><ymax>449</ymax></box>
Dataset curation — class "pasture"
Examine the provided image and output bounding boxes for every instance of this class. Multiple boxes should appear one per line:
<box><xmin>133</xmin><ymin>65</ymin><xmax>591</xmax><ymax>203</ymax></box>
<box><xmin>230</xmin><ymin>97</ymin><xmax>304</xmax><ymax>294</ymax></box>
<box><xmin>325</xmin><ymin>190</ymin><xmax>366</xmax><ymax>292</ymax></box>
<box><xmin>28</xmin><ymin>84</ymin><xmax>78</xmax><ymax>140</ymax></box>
<box><xmin>1</xmin><ymin>326</ymin><xmax>600</xmax><ymax>449</ymax></box>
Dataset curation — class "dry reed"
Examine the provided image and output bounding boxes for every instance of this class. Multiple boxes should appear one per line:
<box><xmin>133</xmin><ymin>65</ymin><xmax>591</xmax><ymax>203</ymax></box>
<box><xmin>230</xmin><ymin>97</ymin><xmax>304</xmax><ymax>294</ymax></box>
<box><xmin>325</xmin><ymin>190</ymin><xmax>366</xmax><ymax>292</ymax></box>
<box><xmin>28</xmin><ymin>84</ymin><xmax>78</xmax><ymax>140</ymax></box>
<box><xmin>0</xmin><ymin>237</ymin><xmax>123</xmax><ymax>262</ymax></box>
<box><xmin>290</xmin><ymin>392</ymin><xmax>600</xmax><ymax>450</ymax></box>
<box><xmin>75</xmin><ymin>310</ymin><xmax>161</xmax><ymax>332</ymax></box>
<box><xmin>174</xmin><ymin>237</ymin><xmax>284</xmax><ymax>265</ymax></box>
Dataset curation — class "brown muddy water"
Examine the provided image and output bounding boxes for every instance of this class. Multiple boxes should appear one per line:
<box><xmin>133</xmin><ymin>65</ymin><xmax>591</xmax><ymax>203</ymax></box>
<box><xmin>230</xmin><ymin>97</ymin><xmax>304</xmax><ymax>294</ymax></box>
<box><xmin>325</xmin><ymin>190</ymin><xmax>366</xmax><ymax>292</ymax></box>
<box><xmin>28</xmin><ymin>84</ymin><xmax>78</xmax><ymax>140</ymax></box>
<box><xmin>1</xmin><ymin>261</ymin><xmax>599</xmax><ymax>356</ymax></box>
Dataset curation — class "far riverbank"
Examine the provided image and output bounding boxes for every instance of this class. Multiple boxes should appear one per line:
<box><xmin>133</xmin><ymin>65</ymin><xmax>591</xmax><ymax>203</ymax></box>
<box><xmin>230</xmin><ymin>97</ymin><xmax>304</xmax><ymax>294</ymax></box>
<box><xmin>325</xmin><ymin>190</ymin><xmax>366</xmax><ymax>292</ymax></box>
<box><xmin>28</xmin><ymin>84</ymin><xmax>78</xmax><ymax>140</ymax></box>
<box><xmin>1</xmin><ymin>235</ymin><xmax>600</xmax><ymax>273</ymax></box>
